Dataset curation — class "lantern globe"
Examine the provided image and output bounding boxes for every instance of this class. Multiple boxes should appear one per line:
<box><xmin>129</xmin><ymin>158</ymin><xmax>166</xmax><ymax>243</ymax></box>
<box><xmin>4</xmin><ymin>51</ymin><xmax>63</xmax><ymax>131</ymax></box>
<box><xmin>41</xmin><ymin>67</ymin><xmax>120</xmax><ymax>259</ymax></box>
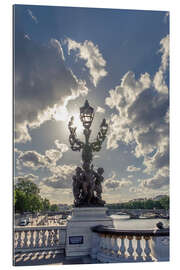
<box><xmin>80</xmin><ymin>100</ymin><xmax>94</xmax><ymax>129</ymax></box>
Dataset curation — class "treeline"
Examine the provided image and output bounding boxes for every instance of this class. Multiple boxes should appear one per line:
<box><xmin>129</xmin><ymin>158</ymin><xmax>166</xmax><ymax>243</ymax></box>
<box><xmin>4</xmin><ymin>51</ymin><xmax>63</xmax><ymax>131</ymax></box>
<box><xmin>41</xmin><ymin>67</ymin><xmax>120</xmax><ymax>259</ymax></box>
<box><xmin>14</xmin><ymin>179</ymin><xmax>59</xmax><ymax>213</ymax></box>
<box><xmin>107</xmin><ymin>196</ymin><xmax>169</xmax><ymax>210</ymax></box>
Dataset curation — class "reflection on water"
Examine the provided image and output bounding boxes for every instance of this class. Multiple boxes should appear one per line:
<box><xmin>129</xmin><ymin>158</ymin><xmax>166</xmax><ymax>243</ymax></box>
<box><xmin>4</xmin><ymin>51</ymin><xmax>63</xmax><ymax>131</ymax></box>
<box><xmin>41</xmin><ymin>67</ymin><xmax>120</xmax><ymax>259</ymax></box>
<box><xmin>111</xmin><ymin>214</ymin><xmax>169</xmax><ymax>230</ymax></box>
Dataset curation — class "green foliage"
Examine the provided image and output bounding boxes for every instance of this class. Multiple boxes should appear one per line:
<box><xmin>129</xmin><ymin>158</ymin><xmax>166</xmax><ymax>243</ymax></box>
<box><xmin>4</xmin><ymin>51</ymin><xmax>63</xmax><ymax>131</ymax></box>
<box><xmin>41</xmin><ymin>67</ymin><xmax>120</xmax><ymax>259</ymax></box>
<box><xmin>15</xmin><ymin>179</ymin><xmax>52</xmax><ymax>213</ymax></box>
<box><xmin>50</xmin><ymin>204</ymin><xmax>59</xmax><ymax>212</ymax></box>
<box><xmin>107</xmin><ymin>196</ymin><xmax>169</xmax><ymax>210</ymax></box>
<box><xmin>159</xmin><ymin>195</ymin><xmax>169</xmax><ymax>210</ymax></box>
<box><xmin>42</xmin><ymin>198</ymin><xmax>51</xmax><ymax>211</ymax></box>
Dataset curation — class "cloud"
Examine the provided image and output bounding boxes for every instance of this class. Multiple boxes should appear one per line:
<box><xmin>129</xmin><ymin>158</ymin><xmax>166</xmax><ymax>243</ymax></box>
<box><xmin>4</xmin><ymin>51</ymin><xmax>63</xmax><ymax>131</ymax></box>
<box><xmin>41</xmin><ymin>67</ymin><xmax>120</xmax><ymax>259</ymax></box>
<box><xmin>66</xmin><ymin>38</ymin><xmax>107</xmax><ymax>86</ymax></box>
<box><xmin>45</xmin><ymin>149</ymin><xmax>63</xmax><ymax>163</ymax></box>
<box><xmin>105</xmin><ymin>35</ymin><xmax>169</xmax><ymax>176</ymax></box>
<box><xmin>16</xmin><ymin>147</ymin><xmax>67</xmax><ymax>171</ymax></box>
<box><xmin>96</xmin><ymin>106</ymin><xmax>105</xmax><ymax>114</ymax></box>
<box><xmin>129</xmin><ymin>187</ymin><xmax>143</xmax><ymax>193</ymax></box>
<box><xmin>27</xmin><ymin>9</ymin><xmax>38</xmax><ymax>24</ymax></box>
<box><xmin>127</xmin><ymin>165</ymin><xmax>141</xmax><ymax>172</ymax></box>
<box><xmin>50</xmin><ymin>39</ymin><xmax>65</xmax><ymax>61</ymax></box>
<box><xmin>153</xmin><ymin>34</ymin><xmax>169</xmax><ymax>94</ymax></box>
<box><xmin>14</xmin><ymin>31</ymin><xmax>88</xmax><ymax>143</ymax></box>
<box><xmin>17</xmin><ymin>150</ymin><xmax>48</xmax><ymax>170</ymax></box>
<box><xmin>104</xmin><ymin>172</ymin><xmax>132</xmax><ymax>190</ymax></box>
<box><xmin>41</xmin><ymin>164</ymin><xmax>76</xmax><ymax>189</ymax></box>
<box><xmin>48</xmin><ymin>164</ymin><xmax>76</xmax><ymax>177</ymax></box>
<box><xmin>15</xmin><ymin>173</ymin><xmax>39</xmax><ymax>184</ymax></box>
<box><xmin>54</xmin><ymin>140</ymin><xmax>69</xmax><ymax>152</ymax></box>
<box><xmin>140</xmin><ymin>167</ymin><xmax>169</xmax><ymax>190</ymax></box>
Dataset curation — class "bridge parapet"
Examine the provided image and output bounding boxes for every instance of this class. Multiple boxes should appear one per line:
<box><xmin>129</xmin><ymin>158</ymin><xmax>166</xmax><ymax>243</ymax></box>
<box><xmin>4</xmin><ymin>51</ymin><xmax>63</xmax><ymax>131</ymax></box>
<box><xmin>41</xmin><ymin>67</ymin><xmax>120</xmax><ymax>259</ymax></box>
<box><xmin>91</xmin><ymin>225</ymin><xmax>169</xmax><ymax>262</ymax></box>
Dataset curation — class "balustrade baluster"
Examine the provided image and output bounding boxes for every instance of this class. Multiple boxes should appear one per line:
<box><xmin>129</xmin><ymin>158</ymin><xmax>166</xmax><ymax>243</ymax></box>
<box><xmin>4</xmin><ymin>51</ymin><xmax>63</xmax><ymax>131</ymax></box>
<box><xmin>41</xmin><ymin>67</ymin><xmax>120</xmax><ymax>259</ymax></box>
<box><xmin>41</xmin><ymin>230</ymin><xmax>46</xmax><ymax>248</ymax></box>
<box><xmin>54</xmin><ymin>229</ymin><xmax>59</xmax><ymax>246</ymax></box>
<box><xmin>144</xmin><ymin>236</ymin><xmax>152</xmax><ymax>261</ymax></box>
<box><xmin>16</xmin><ymin>231</ymin><xmax>21</xmax><ymax>249</ymax></box>
<box><xmin>135</xmin><ymin>236</ymin><xmax>143</xmax><ymax>261</ymax></box>
<box><xmin>39</xmin><ymin>230</ymin><xmax>43</xmax><ymax>248</ymax></box>
<box><xmin>21</xmin><ymin>231</ymin><xmax>25</xmax><ymax>248</ymax></box>
<box><xmin>51</xmin><ymin>229</ymin><xmax>55</xmax><ymax>247</ymax></box>
<box><xmin>119</xmin><ymin>235</ymin><xmax>126</xmax><ymax>260</ymax></box>
<box><xmin>103</xmin><ymin>234</ymin><xmax>111</xmax><ymax>262</ymax></box>
<box><xmin>106</xmin><ymin>235</ymin><xmax>113</xmax><ymax>258</ymax></box>
<box><xmin>35</xmin><ymin>230</ymin><xmax>40</xmax><ymax>248</ymax></box>
<box><xmin>101</xmin><ymin>234</ymin><xmax>106</xmax><ymax>254</ymax></box>
<box><xmin>127</xmin><ymin>235</ymin><xmax>134</xmax><ymax>261</ymax></box>
<box><xmin>23</xmin><ymin>230</ymin><xmax>28</xmax><ymax>249</ymax></box>
<box><xmin>112</xmin><ymin>235</ymin><xmax>119</xmax><ymax>259</ymax></box>
<box><xmin>103</xmin><ymin>234</ymin><xmax>108</xmax><ymax>255</ymax></box>
<box><xmin>29</xmin><ymin>230</ymin><xmax>34</xmax><ymax>248</ymax></box>
<box><xmin>47</xmin><ymin>229</ymin><xmax>52</xmax><ymax>247</ymax></box>
<box><xmin>99</xmin><ymin>234</ymin><xmax>104</xmax><ymax>253</ymax></box>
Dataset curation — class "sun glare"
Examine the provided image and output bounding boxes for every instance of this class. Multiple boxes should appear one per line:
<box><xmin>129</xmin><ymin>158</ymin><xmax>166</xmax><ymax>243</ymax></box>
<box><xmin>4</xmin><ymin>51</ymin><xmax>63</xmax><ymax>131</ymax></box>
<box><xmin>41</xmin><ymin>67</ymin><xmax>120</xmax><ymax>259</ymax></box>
<box><xmin>72</xmin><ymin>112</ymin><xmax>84</xmax><ymax>135</ymax></box>
<box><xmin>54</xmin><ymin>106</ymin><xmax>69</xmax><ymax>121</ymax></box>
<box><xmin>54</xmin><ymin>107</ymin><xmax>83</xmax><ymax>135</ymax></box>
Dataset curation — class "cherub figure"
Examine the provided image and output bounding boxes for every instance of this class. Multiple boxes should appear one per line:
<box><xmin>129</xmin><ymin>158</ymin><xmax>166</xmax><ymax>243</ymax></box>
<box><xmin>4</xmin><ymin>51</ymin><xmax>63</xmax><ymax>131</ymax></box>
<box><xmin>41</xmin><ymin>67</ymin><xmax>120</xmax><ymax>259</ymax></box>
<box><xmin>72</xmin><ymin>167</ymin><xmax>83</xmax><ymax>205</ymax></box>
<box><xmin>94</xmin><ymin>167</ymin><xmax>104</xmax><ymax>200</ymax></box>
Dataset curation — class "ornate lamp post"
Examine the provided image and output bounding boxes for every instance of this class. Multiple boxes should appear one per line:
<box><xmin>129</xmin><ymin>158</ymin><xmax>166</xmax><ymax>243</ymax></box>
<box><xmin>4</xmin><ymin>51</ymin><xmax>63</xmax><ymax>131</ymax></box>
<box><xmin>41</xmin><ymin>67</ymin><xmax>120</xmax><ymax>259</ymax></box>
<box><xmin>68</xmin><ymin>100</ymin><xmax>108</xmax><ymax>207</ymax></box>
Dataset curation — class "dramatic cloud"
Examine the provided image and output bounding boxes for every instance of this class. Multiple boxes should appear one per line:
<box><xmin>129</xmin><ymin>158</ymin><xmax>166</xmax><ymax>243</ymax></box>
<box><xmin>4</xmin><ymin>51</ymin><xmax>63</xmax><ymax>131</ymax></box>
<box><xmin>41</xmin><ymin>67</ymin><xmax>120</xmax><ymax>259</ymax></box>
<box><xmin>66</xmin><ymin>38</ymin><xmax>107</xmax><ymax>86</ymax></box>
<box><xmin>127</xmin><ymin>165</ymin><xmax>141</xmax><ymax>172</ymax></box>
<box><xmin>50</xmin><ymin>38</ymin><xmax>65</xmax><ymax>61</ymax></box>
<box><xmin>153</xmin><ymin>35</ymin><xmax>169</xmax><ymax>94</ymax></box>
<box><xmin>41</xmin><ymin>164</ymin><xmax>76</xmax><ymax>189</ymax></box>
<box><xmin>14</xmin><ymin>31</ymin><xmax>88</xmax><ymax>143</ymax></box>
<box><xmin>17</xmin><ymin>150</ymin><xmax>48</xmax><ymax>170</ymax></box>
<box><xmin>105</xmin><ymin>35</ymin><xmax>169</xmax><ymax>178</ymax></box>
<box><xmin>96</xmin><ymin>106</ymin><xmax>105</xmax><ymax>114</ymax></box>
<box><xmin>45</xmin><ymin>149</ymin><xmax>63</xmax><ymax>163</ymax></box>
<box><xmin>140</xmin><ymin>167</ymin><xmax>169</xmax><ymax>190</ymax></box>
<box><xmin>54</xmin><ymin>140</ymin><xmax>69</xmax><ymax>152</ymax></box>
<box><xmin>16</xmin><ymin>148</ymin><xmax>66</xmax><ymax>171</ymax></box>
<box><xmin>15</xmin><ymin>173</ymin><xmax>39</xmax><ymax>184</ymax></box>
<box><xmin>104</xmin><ymin>172</ymin><xmax>132</xmax><ymax>190</ymax></box>
<box><xmin>27</xmin><ymin>9</ymin><xmax>38</xmax><ymax>24</ymax></box>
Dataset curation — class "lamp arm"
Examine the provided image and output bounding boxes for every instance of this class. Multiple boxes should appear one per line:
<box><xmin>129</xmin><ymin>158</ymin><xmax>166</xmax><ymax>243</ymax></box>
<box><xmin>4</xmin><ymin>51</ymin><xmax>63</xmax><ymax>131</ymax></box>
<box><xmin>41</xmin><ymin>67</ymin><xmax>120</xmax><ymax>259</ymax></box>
<box><xmin>69</xmin><ymin>133</ymin><xmax>84</xmax><ymax>151</ymax></box>
<box><xmin>91</xmin><ymin>132</ymin><xmax>106</xmax><ymax>152</ymax></box>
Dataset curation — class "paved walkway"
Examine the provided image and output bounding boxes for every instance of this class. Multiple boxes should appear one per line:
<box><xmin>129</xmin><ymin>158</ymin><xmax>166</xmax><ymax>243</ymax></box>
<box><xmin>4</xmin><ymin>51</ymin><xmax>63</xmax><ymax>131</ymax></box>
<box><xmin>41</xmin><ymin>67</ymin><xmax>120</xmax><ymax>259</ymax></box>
<box><xmin>14</xmin><ymin>251</ymin><xmax>99</xmax><ymax>266</ymax></box>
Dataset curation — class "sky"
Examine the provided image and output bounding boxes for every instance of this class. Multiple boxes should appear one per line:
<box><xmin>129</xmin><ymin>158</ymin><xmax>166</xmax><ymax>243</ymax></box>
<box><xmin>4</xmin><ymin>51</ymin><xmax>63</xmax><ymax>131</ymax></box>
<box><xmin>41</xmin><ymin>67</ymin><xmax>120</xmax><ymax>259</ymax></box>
<box><xmin>14</xmin><ymin>5</ymin><xmax>169</xmax><ymax>204</ymax></box>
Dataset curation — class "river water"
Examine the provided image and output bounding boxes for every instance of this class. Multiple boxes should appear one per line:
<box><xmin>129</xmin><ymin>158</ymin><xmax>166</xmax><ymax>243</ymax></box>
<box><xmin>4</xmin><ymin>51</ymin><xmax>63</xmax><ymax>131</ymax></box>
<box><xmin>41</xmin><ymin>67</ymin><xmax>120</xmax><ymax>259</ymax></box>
<box><xmin>111</xmin><ymin>214</ymin><xmax>169</xmax><ymax>230</ymax></box>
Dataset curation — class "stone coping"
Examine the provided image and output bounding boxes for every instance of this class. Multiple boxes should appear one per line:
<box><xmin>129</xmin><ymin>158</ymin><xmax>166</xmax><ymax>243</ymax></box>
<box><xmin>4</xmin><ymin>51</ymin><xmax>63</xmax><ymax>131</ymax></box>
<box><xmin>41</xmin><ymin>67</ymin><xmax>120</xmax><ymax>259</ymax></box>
<box><xmin>91</xmin><ymin>225</ymin><xmax>169</xmax><ymax>237</ymax></box>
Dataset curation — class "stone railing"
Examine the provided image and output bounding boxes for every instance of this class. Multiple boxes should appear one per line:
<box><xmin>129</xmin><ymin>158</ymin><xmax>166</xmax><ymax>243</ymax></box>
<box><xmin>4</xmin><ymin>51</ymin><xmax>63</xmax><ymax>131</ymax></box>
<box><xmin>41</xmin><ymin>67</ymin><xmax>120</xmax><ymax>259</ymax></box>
<box><xmin>14</xmin><ymin>225</ymin><xmax>67</xmax><ymax>254</ymax></box>
<box><xmin>91</xmin><ymin>225</ymin><xmax>169</xmax><ymax>263</ymax></box>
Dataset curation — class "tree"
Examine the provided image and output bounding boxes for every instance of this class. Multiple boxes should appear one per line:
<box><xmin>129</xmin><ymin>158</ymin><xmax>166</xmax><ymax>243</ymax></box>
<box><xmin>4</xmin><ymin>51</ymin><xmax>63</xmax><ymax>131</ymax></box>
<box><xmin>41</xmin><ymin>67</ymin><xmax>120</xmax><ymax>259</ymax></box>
<box><xmin>15</xmin><ymin>179</ymin><xmax>43</xmax><ymax>213</ymax></box>
<box><xmin>42</xmin><ymin>198</ymin><xmax>50</xmax><ymax>211</ymax></box>
<box><xmin>15</xmin><ymin>179</ymin><xmax>40</xmax><ymax>195</ymax></box>
<box><xmin>50</xmin><ymin>204</ymin><xmax>59</xmax><ymax>212</ymax></box>
<box><xmin>159</xmin><ymin>195</ymin><xmax>169</xmax><ymax>210</ymax></box>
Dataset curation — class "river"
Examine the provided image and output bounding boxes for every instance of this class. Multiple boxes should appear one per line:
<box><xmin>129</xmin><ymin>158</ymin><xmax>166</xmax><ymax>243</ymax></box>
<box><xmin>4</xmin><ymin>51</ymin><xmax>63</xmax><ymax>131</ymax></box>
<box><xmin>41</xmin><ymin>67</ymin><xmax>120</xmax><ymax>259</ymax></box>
<box><xmin>111</xmin><ymin>214</ymin><xmax>169</xmax><ymax>230</ymax></box>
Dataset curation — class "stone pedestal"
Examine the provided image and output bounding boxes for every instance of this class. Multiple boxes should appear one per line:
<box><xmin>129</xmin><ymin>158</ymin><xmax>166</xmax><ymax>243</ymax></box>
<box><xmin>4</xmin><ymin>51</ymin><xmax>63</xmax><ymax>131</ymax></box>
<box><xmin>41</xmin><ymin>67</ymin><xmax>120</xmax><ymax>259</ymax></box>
<box><xmin>65</xmin><ymin>207</ymin><xmax>113</xmax><ymax>257</ymax></box>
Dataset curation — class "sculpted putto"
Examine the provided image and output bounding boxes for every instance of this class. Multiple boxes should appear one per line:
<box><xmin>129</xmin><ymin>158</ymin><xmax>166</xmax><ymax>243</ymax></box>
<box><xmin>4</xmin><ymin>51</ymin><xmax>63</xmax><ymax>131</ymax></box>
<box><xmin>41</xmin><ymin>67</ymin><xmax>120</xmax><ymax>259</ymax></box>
<box><xmin>72</xmin><ymin>165</ymin><xmax>105</xmax><ymax>207</ymax></box>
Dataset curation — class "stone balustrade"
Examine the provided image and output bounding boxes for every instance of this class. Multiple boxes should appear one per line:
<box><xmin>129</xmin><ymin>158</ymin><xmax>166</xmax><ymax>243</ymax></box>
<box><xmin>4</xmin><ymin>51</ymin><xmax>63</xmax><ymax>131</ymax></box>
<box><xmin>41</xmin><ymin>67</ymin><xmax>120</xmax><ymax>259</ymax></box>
<box><xmin>91</xmin><ymin>225</ymin><xmax>169</xmax><ymax>263</ymax></box>
<box><xmin>14</xmin><ymin>225</ymin><xmax>67</xmax><ymax>254</ymax></box>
